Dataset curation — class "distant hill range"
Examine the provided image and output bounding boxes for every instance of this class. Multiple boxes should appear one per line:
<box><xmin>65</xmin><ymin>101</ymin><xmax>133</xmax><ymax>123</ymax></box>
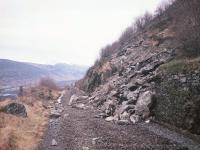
<box><xmin>0</xmin><ymin>59</ymin><xmax>88</xmax><ymax>87</ymax></box>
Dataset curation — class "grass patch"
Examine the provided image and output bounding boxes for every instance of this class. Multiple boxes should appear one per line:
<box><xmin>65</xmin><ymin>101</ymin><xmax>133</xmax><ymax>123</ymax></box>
<box><xmin>0</xmin><ymin>86</ymin><xmax>61</xmax><ymax>150</ymax></box>
<box><xmin>0</xmin><ymin>100</ymin><xmax>49</xmax><ymax>150</ymax></box>
<box><xmin>159</xmin><ymin>57</ymin><xmax>200</xmax><ymax>74</ymax></box>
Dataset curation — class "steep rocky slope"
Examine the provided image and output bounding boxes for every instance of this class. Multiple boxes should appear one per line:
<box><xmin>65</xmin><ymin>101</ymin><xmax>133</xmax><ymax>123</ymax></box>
<box><xmin>75</xmin><ymin>0</ymin><xmax>200</xmax><ymax>135</ymax></box>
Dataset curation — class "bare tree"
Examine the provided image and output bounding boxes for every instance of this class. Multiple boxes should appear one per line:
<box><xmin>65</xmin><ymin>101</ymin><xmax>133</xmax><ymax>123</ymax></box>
<box><xmin>176</xmin><ymin>0</ymin><xmax>200</xmax><ymax>56</ymax></box>
<box><xmin>39</xmin><ymin>77</ymin><xmax>59</xmax><ymax>90</ymax></box>
<box><xmin>119</xmin><ymin>27</ymin><xmax>134</xmax><ymax>45</ymax></box>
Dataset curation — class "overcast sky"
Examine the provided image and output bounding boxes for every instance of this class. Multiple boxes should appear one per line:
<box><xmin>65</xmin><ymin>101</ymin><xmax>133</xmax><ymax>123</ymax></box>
<box><xmin>0</xmin><ymin>0</ymin><xmax>166</xmax><ymax>66</ymax></box>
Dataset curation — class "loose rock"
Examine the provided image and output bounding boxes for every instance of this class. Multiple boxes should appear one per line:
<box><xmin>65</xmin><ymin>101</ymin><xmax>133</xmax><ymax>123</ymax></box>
<box><xmin>0</xmin><ymin>103</ymin><xmax>27</xmax><ymax>117</ymax></box>
<box><xmin>68</xmin><ymin>94</ymin><xmax>79</xmax><ymax>106</ymax></box>
<box><xmin>50</xmin><ymin>110</ymin><xmax>61</xmax><ymax>118</ymax></box>
<box><xmin>51</xmin><ymin>139</ymin><xmax>58</xmax><ymax>146</ymax></box>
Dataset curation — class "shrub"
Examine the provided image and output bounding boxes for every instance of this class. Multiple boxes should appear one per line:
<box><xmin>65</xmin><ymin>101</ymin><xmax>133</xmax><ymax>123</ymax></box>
<box><xmin>175</xmin><ymin>0</ymin><xmax>200</xmax><ymax>57</ymax></box>
<box><xmin>133</xmin><ymin>12</ymin><xmax>153</xmax><ymax>31</ymax></box>
<box><xmin>118</xmin><ymin>27</ymin><xmax>135</xmax><ymax>45</ymax></box>
<box><xmin>39</xmin><ymin>77</ymin><xmax>59</xmax><ymax>90</ymax></box>
<box><xmin>155</xmin><ymin>0</ymin><xmax>175</xmax><ymax>17</ymax></box>
<box><xmin>100</xmin><ymin>41</ymin><xmax>120</xmax><ymax>60</ymax></box>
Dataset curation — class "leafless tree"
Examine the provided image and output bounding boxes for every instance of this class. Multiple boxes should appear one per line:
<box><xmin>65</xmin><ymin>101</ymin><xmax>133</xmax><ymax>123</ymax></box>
<box><xmin>119</xmin><ymin>27</ymin><xmax>134</xmax><ymax>45</ymax></box>
<box><xmin>176</xmin><ymin>0</ymin><xmax>200</xmax><ymax>56</ymax></box>
<box><xmin>39</xmin><ymin>77</ymin><xmax>59</xmax><ymax>90</ymax></box>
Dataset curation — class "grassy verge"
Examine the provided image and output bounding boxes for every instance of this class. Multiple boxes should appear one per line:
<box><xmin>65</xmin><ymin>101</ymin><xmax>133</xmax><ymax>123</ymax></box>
<box><xmin>0</xmin><ymin>87</ymin><xmax>61</xmax><ymax>150</ymax></box>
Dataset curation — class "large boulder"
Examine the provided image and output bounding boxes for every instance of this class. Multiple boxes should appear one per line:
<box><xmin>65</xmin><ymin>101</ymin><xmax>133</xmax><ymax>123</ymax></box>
<box><xmin>68</xmin><ymin>94</ymin><xmax>79</xmax><ymax>106</ymax></box>
<box><xmin>135</xmin><ymin>91</ymin><xmax>155</xmax><ymax>118</ymax></box>
<box><xmin>0</xmin><ymin>103</ymin><xmax>27</xmax><ymax>117</ymax></box>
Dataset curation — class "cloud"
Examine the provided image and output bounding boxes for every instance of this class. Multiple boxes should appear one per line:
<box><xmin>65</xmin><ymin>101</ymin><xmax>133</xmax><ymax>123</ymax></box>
<box><xmin>0</xmin><ymin>0</ymin><xmax>165</xmax><ymax>66</ymax></box>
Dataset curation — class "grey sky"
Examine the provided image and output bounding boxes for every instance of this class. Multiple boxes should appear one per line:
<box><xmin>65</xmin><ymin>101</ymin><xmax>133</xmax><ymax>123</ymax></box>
<box><xmin>0</xmin><ymin>0</ymin><xmax>165</xmax><ymax>66</ymax></box>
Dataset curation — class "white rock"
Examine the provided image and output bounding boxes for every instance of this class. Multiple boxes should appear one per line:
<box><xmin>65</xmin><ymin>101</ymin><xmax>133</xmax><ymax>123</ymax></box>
<box><xmin>82</xmin><ymin>146</ymin><xmax>89</xmax><ymax>150</ymax></box>
<box><xmin>50</xmin><ymin>111</ymin><xmax>61</xmax><ymax>118</ymax></box>
<box><xmin>68</xmin><ymin>94</ymin><xmax>78</xmax><ymax>106</ymax></box>
<box><xmin>105</xmin><ymin>116</ymin><xmax>115</xmax><ymax>122</ymax></box>
<box><xmin>145</xmin><ymin>120</ymin><xmax>150</xmax><ymax>123</ymax></box>
<box><xmin>64</xmin><ymin>113</ymin><xmax>69</xmax><ymax>118</ymax></box>
<box><xmin>130</xmin><ymin>114</ymin><xmax>140</xmax><ymax>124</ymax></box>
<box><xmin>79</xmin><ymin>96</ymin><xmax>89</xmax><ymax>100</ymax></box>
<box><xmin>92</xmin><ymin>137</ymin><xmax>101</xmax><ymax>145</ymax></box>
<box><xmin>51</xmin><ymin>139</ymin><xmax>58</xmax><ymax>146</ymax></box>
<box><xmin>73</xmin><ymin>103</ymin><xmax>85</xmax><ymax>109</ymax></box>
<box><xmin>120</xmin><ymin>111</ymin><xmax>130</xmax><ymax>120</ymax></box>
<box><xmin>135</xmin><ymin>91</ymin><xmax>154</xmax><ymax>116</ymax></box>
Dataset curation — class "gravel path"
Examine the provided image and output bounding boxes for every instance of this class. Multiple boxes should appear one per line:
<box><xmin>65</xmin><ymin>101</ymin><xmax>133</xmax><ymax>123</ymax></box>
<box><xmin>38</xmin><ymin>90</ymin><xmax>200</xmax><ymax>150</ymax></box>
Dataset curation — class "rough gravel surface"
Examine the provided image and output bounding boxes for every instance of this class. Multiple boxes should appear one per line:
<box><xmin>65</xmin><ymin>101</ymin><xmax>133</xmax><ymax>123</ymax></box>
<box><xmin>38</xmin><ymin>90</ymin><xmax>200</xmax><ymax>150</ymax></box>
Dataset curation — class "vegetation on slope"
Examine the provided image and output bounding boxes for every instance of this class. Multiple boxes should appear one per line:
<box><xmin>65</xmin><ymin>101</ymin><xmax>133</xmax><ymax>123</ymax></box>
<box><xmin>0</xmin><ymin>82</ymin><xmax>61</xmax><ymax>150</ymax></box>
<box><xmin>76</xmin><ymin>0</ymin><xmax>200</xmax><ymax>135</ymax></box>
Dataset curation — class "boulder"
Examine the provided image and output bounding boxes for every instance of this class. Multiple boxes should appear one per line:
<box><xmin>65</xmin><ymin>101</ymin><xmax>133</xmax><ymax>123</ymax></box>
<box><xmin>180</xmin><ymin>77</ymin><xmax>187</xmax><ymax>83</ymax></box>
<box><xmin>51</xmin><ymin>139</ymin><xmax>58</xmax><ymax>146</ymax></box>
<box><xmin>104</xmin><ymin>100</ymin><xmax>116</xmax><ymax>116</ymax></box>
<box><xmin>130</xmin><ymin>114</ymin><xmax>140</xmax><ymax>124</ymax></box>
<box><xmin>110</xmin><ymin>90</ymin><xmax>118</xmax><ymax>97</ymax></box>
<box><xmin>116</xmin><ymin>120</ymin><xmax>130</xmax><ymax>125</ymax></box>
<box><xmin>120</xmin><ymin>111</ymin><xmax>130</xmax><ymax>120</ymax></box>
<box><xmin>92</xmin><ymin>137</ymin><xmax>101</xmax><ymax>145</ymax></box>
<box><xmin>79</xmin><ymin>96</ymin><xmax>89</xmax><ymax>99</ymax></box>
<box><xmin>126</xmin><ymin>92</ymin><xmax>138</xmax><ymax>104</ymax></box>
<box><xmin>72</xmin><ymin>103</ymin><xmax>86</xmax><ymax>110</ymax></box>
<box><xmin>68</xmin><ymin>94</ymin><xmax>78</xmax><ymax>105</ymax></box>
<box><xmin>105</xmin><ymin>114</ymin><xmax>119</xmax><ymax>122</ymax></box>
<box><xmin>127</xmin><ymin>83</ymin><xmax>138</xmax><ymax>91</ymax></box>
<box><xmin>135</xmin><ymin>91</ymin><xmax>155</xmax><ymax>118</ymax></box>
<box><xmin>105</xmin><ymin>116</ymin><xmax>115</xmax><ymax>122</ymax></box>
<box><xmin>127</xmin><ymin>108</ymin><xmax>135</xmax><ymax>115</ymax></box>
<box><xmin>50</xmin><ymin>110</ymin><xmax>61</xmax><ymax>118</ymax></box>
<box><xmin>119</xmin><ymin>104</ymin><xmax>135</xmax><ymax>114</ymax></box>
<box><xmin>0</xmin><ymin>103</ymin><xmax>27</xmax><ymax>117</ymax></box>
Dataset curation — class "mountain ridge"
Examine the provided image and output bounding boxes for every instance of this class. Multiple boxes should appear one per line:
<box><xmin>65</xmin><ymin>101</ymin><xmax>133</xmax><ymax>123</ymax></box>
<box><xmin>0</xmin><ymin>59</ymin><xmax>87</xmax><ymax>87</ymax></box>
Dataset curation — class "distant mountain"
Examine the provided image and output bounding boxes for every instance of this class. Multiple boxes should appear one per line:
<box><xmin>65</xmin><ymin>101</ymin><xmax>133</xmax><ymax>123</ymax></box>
<box><xmin>0</xmin><ymin>59</ymin><xmax>88</xmax><ymax>87</ymax></box>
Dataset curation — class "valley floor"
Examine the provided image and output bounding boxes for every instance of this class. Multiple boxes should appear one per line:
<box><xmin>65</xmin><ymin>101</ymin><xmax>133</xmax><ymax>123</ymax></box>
<box><xmin>38</xmin><ymin>90</ymin><xmax>200</xmax><ymax>150</ymax></box>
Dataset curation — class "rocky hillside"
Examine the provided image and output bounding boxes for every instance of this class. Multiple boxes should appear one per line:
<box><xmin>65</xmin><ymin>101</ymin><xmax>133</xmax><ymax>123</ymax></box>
<box><xmin>0</xmin><ymin>59</ymin><xmax>87</xmax><ymax>87</ymax></box>
<box><xmin>75</xmin><ymin>0</ymin><xmax>200</xmax><ymax>135</ymax></box>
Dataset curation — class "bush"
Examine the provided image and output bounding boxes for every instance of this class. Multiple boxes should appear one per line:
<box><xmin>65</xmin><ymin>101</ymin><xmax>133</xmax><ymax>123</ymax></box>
<box><xmin>133</xmin><ymin>12</ymin><xmax>153</xmax><ymax>31</ymax></box>
<box><xmin>176</xmin><ymin>0</ymin><xmax>200</xmax><ymax>57</ymax></box>
<box><xmin>100</xmin><ymin>41</ymin><xmax>120</xmax><ymax>60</ymax></box>
<box><xmin>118</xmin><ymin>27</ymin><xmax>135</xmax><ymax>45</ymax></box>
<box><xmin>155</xmin><ymin>0</ymin><xmax>175</xmax><ymax>17</ymax></box>
<box><xmin>39</xmin><ymin>77</ymin><xmax>59</xmax><ymax>90</ymax></box>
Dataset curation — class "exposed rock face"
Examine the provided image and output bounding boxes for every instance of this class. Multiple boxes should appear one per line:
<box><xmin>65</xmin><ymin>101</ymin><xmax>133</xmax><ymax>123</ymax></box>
<box><xmin>153</xmin><ymin>69</ymin><xmax>200</xmax><ymax>134</ymax></box>
<box><xmin>0</xmin><ymin>103</ymin><xmax>27</xmax><ymax>117</ymax></box>
<box><xmin>75</xmin><ymin>47</ymin><xmax>200</xmax><ymax>135</ymax></box>
<box><xmin>74</xmin><ymin>1</ymin><xmax>200</xmax><ymax>135</ymax></box>
<box><xmin>73</xmin><ymin>49</ymin><xmax>176</xmax><ymax>127</ymax></box>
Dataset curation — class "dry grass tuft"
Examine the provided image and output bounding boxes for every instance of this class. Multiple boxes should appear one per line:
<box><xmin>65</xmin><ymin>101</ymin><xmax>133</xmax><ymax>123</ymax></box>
<box><xmin>0</xmin><ymin>86</ymin><xmax>57</xmax><ymax>150</ymax></box>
